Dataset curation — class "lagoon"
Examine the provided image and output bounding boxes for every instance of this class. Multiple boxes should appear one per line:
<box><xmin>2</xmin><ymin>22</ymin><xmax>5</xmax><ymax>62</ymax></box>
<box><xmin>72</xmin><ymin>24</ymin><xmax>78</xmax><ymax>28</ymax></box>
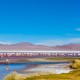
<box><xmin>0</xmin><ymin>62</ymin><xmax>71</xmax><ymax>80</ymax></box>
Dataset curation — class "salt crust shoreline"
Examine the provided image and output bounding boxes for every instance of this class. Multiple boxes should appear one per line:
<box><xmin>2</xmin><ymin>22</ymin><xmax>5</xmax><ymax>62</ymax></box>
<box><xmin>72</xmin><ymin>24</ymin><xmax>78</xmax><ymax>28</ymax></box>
<box><xmin>22</xmin><ymin>63</ymin><xmax>72</xmax><ymax>76</ymax></box>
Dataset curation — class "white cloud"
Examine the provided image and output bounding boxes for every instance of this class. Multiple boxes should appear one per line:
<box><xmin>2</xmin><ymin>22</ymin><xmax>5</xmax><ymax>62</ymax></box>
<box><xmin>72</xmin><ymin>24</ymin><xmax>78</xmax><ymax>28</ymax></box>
<box><xmin>36</xmin><ymin>38</ymin><xmax>80</xmax><ymax>46</ymax></box>
<box><xmin>0</xmin><ymin>41</ymin><xmax>14</xmax><ymax>45</ymax></box>
<box><xmin>75</xmin><ymin>28</ymin><xmax>80</xmax><ymax>31</ymax></box>
<box><xmin>64</xmin><ymin>33</ymin><xmax>78</xmax><ymax>36</ymax></box>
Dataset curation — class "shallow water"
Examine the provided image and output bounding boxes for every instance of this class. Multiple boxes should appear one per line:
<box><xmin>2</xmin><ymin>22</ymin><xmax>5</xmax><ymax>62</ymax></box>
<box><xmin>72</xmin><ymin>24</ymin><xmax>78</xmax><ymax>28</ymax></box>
<box><xmin>0</xmin><ymin>62</ymin><xmax>71</xmax><ymax>80</ymax></box>
<box><xmin>28</xmin><ymin>64</ymin><xmax>72</xmax><ymax>74</ymax></box>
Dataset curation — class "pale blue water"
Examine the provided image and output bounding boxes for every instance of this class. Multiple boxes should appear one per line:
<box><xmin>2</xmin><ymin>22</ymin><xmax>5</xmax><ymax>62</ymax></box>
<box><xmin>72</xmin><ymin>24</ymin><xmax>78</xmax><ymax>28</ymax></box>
<box><xmin>0</xmin><ymin>62</ymin><xmax>69</xmax><ymax>80</ymax></box>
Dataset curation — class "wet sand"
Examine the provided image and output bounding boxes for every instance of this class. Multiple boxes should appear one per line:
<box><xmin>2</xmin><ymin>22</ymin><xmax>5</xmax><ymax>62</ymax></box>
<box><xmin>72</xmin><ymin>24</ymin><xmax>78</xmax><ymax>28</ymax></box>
<box><xmin>23</xmin><ymin>63</ymin><xmax>72</xmax><ymax>74</ymax></box>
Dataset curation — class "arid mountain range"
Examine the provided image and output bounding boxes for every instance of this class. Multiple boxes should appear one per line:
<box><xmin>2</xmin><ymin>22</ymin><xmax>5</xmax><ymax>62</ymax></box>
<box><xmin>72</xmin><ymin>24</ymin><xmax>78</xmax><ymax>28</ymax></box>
<box><xmin>0</xmin><ymin>42</ymin><xmax>80</xmax><ymax>51</ymax></box>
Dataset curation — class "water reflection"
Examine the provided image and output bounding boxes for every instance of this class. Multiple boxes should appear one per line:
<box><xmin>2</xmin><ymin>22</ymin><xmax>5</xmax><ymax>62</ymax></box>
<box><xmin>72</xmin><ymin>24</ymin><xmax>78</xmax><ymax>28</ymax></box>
<box><xmin>5</xmin><ymin>66</ymin><xmax>10</xmax><ymax>70</ymax></box>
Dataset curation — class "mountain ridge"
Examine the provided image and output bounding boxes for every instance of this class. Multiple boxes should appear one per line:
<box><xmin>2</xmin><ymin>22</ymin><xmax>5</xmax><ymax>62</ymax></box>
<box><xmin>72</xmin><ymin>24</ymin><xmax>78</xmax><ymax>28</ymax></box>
<box><xmin>0</xmin><ymin>42</ymin><xmax>80</xmax><ymax>50</ymax></box>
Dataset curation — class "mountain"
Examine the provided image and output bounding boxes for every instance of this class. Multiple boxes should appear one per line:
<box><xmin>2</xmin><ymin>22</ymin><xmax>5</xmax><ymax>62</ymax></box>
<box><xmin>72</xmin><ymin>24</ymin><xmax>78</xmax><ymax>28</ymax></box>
<box><xmin>10</xmin><ymin>42</ymin><xmax>34</xmax><ymax>46</ymax></box>
<box><xmin>0</xmin><ymin>42</ymin><xmax>80</xmax><ymax>51</ymax></box>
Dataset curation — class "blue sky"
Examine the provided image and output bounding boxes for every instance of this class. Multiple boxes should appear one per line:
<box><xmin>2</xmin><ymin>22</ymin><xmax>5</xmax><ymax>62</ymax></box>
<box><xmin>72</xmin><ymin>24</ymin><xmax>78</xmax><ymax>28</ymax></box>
<box><xmin>0</xmin><ymin>0</ymin><xmax>80</xmax><ymax>46</ymax></box>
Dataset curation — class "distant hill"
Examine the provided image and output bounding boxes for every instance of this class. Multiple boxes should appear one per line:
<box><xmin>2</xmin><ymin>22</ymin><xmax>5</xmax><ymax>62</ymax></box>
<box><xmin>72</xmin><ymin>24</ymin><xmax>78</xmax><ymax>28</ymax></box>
<box><xmin>0</xmin><ymin>42</ymin><xmax>80</xmax><ymax>51</ymax></box>
<box><xmin>10</xmin><ymin>42</ymin><xmax>34</xmax><ymax>46</ymax></box>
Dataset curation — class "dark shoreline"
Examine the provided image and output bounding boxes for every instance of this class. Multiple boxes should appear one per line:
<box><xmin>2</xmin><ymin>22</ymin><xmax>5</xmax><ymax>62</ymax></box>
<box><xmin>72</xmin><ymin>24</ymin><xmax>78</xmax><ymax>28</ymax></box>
<box><xmin>0</xmin><ymin>57</ymin><xmax>74</xmax><ymax>64</ymax></box>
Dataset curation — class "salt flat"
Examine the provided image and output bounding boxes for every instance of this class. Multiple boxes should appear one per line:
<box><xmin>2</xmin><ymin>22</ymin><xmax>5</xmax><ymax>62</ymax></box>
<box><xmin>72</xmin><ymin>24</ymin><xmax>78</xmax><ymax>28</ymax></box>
<box><xmin>25</xmin><ymin>63</ymin><xmax>72</xmax><ymax>74</ymax></box>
